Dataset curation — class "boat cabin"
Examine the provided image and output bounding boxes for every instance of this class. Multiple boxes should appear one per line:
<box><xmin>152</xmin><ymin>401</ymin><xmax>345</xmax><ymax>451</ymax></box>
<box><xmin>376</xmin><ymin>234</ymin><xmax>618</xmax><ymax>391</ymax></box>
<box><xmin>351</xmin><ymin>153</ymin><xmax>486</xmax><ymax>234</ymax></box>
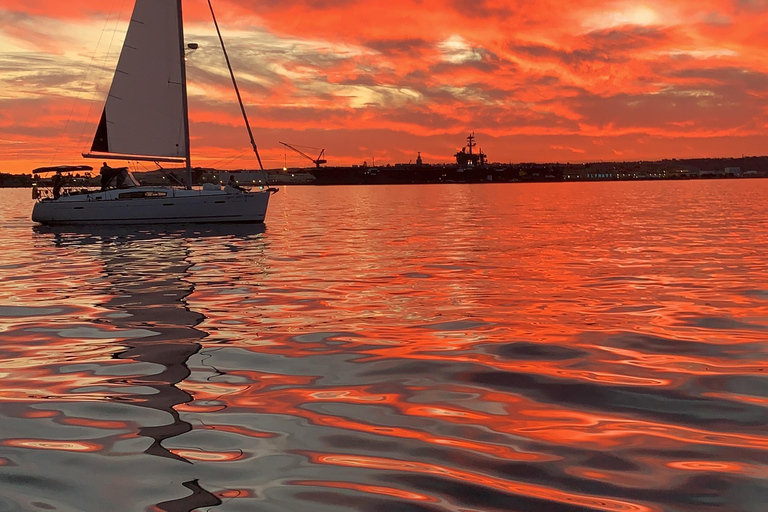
<box><xmin>100</xmin><ymin>167</ymin><xmax>140</xmax><ymax>190</ymax></box>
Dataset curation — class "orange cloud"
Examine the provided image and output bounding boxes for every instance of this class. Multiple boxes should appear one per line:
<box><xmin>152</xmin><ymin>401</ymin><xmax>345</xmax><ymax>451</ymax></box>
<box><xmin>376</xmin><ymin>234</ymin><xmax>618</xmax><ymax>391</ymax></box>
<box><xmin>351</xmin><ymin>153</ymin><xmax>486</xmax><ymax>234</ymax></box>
<box><xmin>1</xmin><ymin>0</ymin><xmax>767</xmax><ymax>172</ymax></box>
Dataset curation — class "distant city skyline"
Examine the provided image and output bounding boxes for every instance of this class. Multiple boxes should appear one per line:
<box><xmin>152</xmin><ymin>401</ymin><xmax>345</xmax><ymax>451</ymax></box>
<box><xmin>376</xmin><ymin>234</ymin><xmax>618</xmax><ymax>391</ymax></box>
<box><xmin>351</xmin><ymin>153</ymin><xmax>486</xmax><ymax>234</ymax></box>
<box><xmin>1</xmin><ymin>0</ymin><xmax>767</xmax><ymax>173</ymax></box>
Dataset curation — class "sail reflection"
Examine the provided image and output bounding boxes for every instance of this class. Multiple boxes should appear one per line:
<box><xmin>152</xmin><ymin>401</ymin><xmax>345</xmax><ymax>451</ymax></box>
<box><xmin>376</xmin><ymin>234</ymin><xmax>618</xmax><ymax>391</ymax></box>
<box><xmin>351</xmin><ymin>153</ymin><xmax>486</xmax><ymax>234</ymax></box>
<box><xmin>51</xmin><ymin>228</ymin><xmax>201</xmax><ymax>461</ymax></box>
<box><xmin>29</xmin><ymin>225</ymin><xmax>265</xmax><ymax>509</ymax></box>
<box><xmin>155</xmin><ymin>479</ymin><xmax>222</xmax><ymax>512</ymax></box>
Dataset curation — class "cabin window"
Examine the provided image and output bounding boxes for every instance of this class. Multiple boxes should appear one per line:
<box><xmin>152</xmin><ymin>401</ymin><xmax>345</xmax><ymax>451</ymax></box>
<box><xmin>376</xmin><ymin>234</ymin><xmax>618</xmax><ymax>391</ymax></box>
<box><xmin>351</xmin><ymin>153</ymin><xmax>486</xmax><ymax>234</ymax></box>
<box><xmin>118</xmin><ymin>191</ymin><xmax>168</xmax><ymax>199</ymax></box>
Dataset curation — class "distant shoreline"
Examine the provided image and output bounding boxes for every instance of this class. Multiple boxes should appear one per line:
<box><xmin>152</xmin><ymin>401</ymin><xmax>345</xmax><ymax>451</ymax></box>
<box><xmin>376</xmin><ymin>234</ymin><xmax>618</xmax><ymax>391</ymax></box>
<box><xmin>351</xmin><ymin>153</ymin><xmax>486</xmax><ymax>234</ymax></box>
<box><xmin>4</xmin><ymin>155</ymin><xmax>767</xmax><ymax>187</ymax></box>
<box><xmin>4</xmin><ymin>175</ymin><xmax>766</xmax><ymax>189</ymax></box>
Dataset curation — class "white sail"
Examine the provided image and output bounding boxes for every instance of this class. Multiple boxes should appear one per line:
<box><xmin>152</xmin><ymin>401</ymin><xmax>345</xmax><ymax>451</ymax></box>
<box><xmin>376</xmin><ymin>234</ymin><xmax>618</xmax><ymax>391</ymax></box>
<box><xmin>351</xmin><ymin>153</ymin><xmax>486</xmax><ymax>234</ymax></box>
<box><xmin>89</xmin><ymin>0</ymin><xmax>186</xmax><ymax>161</ymax></box>
<box><xmin>33</xmin><ymin>0</ymin><xmax>276</xmax><ymax>227</ymax></box>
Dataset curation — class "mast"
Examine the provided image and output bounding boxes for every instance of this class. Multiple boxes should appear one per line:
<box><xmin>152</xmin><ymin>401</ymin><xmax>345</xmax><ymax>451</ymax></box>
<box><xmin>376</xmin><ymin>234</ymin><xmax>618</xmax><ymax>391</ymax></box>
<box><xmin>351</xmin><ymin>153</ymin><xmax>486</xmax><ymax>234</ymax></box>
<box><xmin>177</xmin><ymin>0</ymin><xmax>193</xmax><ymax>189</ymax></box>
<box><xmin>207</xmin><ymin>0</ymin><xmax>264</xmax><ymax>171</ymax></box>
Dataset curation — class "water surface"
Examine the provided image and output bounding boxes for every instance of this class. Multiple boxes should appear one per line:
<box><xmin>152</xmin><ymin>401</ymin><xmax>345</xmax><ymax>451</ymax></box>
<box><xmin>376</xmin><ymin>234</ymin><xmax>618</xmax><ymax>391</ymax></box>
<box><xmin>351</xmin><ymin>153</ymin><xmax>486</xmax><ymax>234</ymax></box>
<box><xmin>1</xmin><ymin>181</ymin><xmax>768</xmax><ymax>511</ymax></box>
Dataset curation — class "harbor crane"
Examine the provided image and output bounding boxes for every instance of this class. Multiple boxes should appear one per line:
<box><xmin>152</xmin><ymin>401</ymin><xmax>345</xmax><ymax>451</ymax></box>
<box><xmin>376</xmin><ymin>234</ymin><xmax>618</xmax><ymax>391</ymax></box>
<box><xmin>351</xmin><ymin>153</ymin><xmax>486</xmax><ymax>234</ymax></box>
<box><xmin>279</xmin><ymin>141</ymin><xmax>327</xmax><ymax>168</ymax></box>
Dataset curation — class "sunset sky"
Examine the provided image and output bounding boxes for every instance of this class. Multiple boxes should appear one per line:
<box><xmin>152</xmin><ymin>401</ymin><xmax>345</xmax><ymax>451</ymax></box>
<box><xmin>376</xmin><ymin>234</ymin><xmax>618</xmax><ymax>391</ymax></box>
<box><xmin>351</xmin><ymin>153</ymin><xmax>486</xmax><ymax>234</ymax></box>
<box><xmin>1</xmin><ymin>0</ymin><xmax>767</xmax><ymax>173</ymax></box>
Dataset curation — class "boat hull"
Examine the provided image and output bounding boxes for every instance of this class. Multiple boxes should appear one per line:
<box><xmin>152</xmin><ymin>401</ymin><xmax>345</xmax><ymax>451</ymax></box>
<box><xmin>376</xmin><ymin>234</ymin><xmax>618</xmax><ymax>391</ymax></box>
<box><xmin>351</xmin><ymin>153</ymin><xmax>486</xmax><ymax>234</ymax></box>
<box><xmin>32</xmin><ymin>187</ymin><xmax>272</xmax><ymax>225</ymax></box>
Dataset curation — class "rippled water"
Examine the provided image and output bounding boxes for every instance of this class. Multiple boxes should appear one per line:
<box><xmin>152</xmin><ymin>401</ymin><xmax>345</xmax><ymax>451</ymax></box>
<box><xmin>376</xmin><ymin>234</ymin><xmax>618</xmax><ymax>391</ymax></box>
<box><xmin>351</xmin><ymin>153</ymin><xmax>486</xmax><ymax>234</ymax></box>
<box><xmin>2</xmin><ymin>181</ymin><xmax>768</xmax><ymax>511</ymax></box>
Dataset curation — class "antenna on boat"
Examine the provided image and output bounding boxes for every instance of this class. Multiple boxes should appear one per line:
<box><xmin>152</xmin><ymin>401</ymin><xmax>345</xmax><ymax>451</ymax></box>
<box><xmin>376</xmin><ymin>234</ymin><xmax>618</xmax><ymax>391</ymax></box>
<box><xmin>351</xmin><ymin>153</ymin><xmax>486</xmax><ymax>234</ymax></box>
<box><xmin>207</xmin><ymin>0</ymin><xmax>264</xmax><ymax>171</ymax></box>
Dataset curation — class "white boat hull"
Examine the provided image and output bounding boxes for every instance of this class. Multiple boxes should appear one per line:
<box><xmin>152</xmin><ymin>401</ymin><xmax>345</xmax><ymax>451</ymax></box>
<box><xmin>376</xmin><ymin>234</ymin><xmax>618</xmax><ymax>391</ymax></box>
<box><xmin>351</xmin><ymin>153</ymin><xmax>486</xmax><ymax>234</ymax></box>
<box><xmin>32</xmin><ymin>186</ymin><xmax>273</xmax><ymax>225</ymax></box>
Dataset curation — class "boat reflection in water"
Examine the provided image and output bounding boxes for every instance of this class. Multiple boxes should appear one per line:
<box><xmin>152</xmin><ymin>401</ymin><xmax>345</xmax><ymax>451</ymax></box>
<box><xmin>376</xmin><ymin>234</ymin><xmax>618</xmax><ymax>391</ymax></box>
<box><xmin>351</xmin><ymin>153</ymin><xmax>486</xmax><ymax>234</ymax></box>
<box><xmin>21</xmin><ymin>224</ymin><xmax>266</xmax><ymax>510</ymax></box>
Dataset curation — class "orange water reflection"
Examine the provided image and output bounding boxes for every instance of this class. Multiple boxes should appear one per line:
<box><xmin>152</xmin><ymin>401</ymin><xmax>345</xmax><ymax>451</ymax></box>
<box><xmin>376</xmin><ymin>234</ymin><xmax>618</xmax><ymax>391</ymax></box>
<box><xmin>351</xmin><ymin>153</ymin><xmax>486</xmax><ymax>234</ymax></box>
<box><xmin>292</xmin><ymin>480</ymin><xmax>440</xmax><ymax>502</ymax></box>
<box><xmin>1</xmin><ymin>183</ymin><xmax>768</xmax><ymax>511</ymax></box>
<box><xmin>3</xmin><ymin>439</ymin><xmax>102</xmax><ymax>452</ymax></box>
<box><xmin>309</xmin><ymin>453</ymin><xmax>659</xmax><ymax>512</ymax></box>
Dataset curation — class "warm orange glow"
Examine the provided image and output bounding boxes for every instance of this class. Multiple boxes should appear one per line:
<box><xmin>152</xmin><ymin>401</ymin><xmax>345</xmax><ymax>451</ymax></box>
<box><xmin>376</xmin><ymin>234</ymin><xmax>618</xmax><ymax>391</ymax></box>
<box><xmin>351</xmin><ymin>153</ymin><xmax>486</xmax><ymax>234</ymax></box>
<box><xmin>308</xmin><ymin>453</ymin><xmax>659</xmax><ymax>512</ymax></box>
<box><xmin>2</xmin><ymin>0</ymin><xmax>768</xmax><ymax>173</ymax></box>
<box><xmin>168</xmin><ymin>449</ymin><xmax>245</xmax><ymax>462</ymax></box>
<box><xmin>292</xmin><ymin>480</ymin><xmax>440</xmax><ymax>502</ymax></box>
<box><xmin>667</xmin><ymin>461</ymin><xmax>745</xmax><ymax>473</ymax></box>
<box><xmin>3</xmin><ymin>439</ymin><xmax>102</xmax><ymax>452</ymax></box>
<box><xmin>61</xmin><ymin>418</ymin><xmax>130</xmax><ymax>430</ymax></box>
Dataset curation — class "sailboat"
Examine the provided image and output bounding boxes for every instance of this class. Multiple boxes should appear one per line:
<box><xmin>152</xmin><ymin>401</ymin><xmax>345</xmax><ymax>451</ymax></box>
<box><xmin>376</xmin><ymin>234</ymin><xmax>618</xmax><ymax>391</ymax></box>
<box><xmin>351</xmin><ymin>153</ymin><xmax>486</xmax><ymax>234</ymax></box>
<box><xmin>31</xmin><ymin>0</ymin><xmax>276</xmax><ymax>225</ymax></box>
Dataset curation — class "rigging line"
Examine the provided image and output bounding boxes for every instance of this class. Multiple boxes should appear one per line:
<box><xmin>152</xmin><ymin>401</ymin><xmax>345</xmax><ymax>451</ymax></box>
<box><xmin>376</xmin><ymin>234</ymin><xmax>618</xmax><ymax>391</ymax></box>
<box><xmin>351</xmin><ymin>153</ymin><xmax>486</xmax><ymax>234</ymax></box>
<box><xmin>132</xmin><ymin>160</ymin><xmax>153</xmax><ymax>171</ymax></box>
<box><xmin>206</xmin><ymin>150</ymin><xmax>249</xmax><ymax>169</ymax></box>
<box><xmin>54</xmin><ymin>0</ymin><xmax>128</xmax><ymax>163</ymax></box>
<box><xmin>207</xmin><ymin>0</ymin><xmax>264</xmax><ymax>171</ymax></box>
<box><xmin>77</xmin><ymin>0</ymin><xmax>130</xmax><ymax>156</ymax></box>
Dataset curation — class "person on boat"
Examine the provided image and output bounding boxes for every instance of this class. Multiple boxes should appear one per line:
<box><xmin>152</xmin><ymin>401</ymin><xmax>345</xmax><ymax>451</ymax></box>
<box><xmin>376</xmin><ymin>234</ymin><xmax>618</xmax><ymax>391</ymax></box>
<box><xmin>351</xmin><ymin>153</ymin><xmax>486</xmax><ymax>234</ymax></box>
<box><xmin>227</xmin><ymin>174</ymin><xmax>244</xmax><ymax>191</ymax></box>
<box><xmin>51</xmin><ymin>169</ymin><xmax>64</xmax><ymax>199</ymax></box>
<box><xmin>100</xmin><ymin>162</ymin><xmax>112</xmax><ymax>190</ymax></box>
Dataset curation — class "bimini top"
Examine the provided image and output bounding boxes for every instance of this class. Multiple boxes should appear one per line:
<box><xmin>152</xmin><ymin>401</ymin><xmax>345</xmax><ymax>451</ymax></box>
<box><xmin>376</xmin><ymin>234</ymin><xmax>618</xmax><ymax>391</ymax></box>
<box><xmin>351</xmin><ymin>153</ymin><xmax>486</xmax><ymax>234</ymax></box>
<box><xmin>33</xmin><ymin>165</ymin><xmax>94</xmax><ymax>174</ymax></box>
<box><xmin>100</xmin><ymin>167</ymin><xmax>140</xmax><ymax>190</ymax></box>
